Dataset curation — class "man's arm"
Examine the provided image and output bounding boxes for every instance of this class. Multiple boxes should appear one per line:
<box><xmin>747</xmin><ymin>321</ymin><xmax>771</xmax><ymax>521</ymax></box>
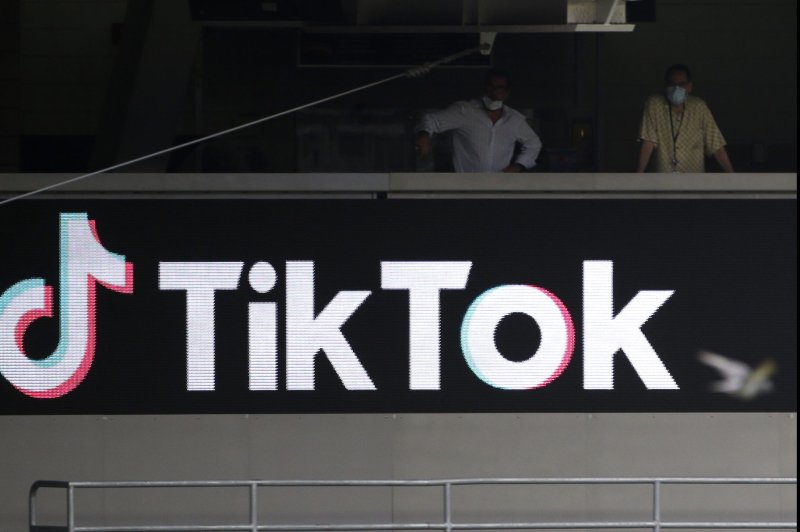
<box><xmin>637</xmin><ymin>96</ymin><xmax>662</xmax><ymax>172</ymax></box>
<box><xmin>511</xmin><ymin>119</ymin><xmax>542</xmax><ymax>170</ymax></box>
<box><xmin>699</xmin><ymin>99</ymin><xmax>733</xmax><ymax>172</ymax></box>
<box><xmin>415</xmin><ymin>131</ymin><xmax>431</xmax><ymax>158</ymax></box>
<box><xmin>712</xmin><ymin>146</ymin><xmax>735</xmax><ymax>173</ymax></box>
<box><xmin>637</xmin><ymin>140</ymin><xmax>656</xmax><ymax>172</ymax></box>
<box><xmin>414</xmin><ymin>102</ymin><xmax>466</xmax><ymax>159</ymax></box>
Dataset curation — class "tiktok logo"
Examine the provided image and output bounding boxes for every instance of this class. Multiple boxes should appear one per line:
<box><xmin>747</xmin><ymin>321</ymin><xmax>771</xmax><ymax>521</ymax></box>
<box><xmin>0</xmin><ymin>213</ymin><xmax>133</xmax><ymax>398</ymax></box>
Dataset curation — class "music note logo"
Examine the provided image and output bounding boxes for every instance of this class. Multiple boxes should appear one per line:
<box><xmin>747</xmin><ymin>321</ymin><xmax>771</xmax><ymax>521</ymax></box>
<box><xmin>0</xmin><ymin>213</ymin><xmax>133</xmax><ymax>398</ymax></box>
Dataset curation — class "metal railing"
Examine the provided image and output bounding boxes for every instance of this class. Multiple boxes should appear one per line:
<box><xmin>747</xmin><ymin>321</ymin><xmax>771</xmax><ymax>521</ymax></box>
<box><xmin>30</xmin><ymin>477</ymin><xmax>797</xmax><ymax>532</ymax></box>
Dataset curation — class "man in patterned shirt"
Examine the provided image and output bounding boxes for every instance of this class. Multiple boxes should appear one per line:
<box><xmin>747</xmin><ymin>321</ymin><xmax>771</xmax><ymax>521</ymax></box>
<box><xmin>415</xmin><ymin>69</ymin><xmax>542</xmax><ymax>173</ymax></box>
<box><xmin>637</xmin><ymin>64</ymin><xmax>734</xmax><ymax>173</ymax></box>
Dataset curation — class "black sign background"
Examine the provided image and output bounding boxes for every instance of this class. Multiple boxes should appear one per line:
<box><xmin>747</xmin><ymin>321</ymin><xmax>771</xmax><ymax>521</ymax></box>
<box><xmin>0</xmin><ymin>199</ymin><xmax>796</xmax><ymax>414</ymax></box>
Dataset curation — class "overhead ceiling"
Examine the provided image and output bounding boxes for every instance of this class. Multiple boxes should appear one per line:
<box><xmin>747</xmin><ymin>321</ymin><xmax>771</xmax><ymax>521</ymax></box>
<box><xmin>190</xmin><ymin>0</ymin><xmax>638</xmax><ymax>33</ymax></box>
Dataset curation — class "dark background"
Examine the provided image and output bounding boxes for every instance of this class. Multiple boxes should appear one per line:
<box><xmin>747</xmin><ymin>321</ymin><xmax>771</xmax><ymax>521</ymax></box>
<box><xmin>0</xmin><ymin>0</ymin><xmax>796</xmax><ymax>174</ymax></box>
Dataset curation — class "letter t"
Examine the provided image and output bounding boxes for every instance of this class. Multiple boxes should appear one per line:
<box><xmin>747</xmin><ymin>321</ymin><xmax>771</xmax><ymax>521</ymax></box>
<box><xmin>159</xmin><ymin>262</ymin><xmax>243</xmax><ymax>391</ymax></box>
<box><xmin>381</xmin><ymin>261</ymin><xmax>471</xmax><ymax>390</ymax></box>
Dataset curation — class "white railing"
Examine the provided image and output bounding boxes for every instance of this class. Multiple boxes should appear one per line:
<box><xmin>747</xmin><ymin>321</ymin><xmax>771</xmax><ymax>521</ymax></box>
<box><xmin>30</xmin><ymin>477</ymin><xmax>797</xmax><ymax>532</ymax></box>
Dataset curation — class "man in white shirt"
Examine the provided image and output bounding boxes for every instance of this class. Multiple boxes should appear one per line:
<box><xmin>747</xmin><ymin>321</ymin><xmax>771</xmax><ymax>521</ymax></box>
<box><xmin>415</xmin><ymin>69</ymin><xmax>542</xmax><ymax>172</ymax></box>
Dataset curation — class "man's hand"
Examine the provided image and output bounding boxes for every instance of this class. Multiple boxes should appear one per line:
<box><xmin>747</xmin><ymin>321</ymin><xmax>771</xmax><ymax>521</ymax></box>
<box><xmin>713</xmin><ymin>146</ymin><xmax>735</xmax><ymax>173</ymax></box>
<box><xmin>415</xmin><ymin>132</ymin><xmax>431</xmax><ymax>158</ymax></box>
<box><xmin>502</xmin><ymin>163</ymin><xmax>525</xmax><ymax>173</ymax></box>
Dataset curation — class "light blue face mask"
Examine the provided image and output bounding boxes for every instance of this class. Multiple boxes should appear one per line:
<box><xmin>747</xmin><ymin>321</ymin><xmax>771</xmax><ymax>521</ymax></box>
<box><xmin>665</xmin><ymin>85</ymin><xmax>687</xmax><ymax>105</ymax></box>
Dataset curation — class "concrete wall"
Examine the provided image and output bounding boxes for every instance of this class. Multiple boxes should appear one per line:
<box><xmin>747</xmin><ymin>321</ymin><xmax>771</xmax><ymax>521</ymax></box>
<box><xmin>4</xmin><ymin>413</ymin><xmax>798</xmax><ymax>530</ymax></box>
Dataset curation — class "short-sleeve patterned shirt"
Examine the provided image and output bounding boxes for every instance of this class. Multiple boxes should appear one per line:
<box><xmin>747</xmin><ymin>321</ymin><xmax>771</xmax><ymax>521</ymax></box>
<box><xmin>638</xmin><ymin>94</ymin><xmax>727</xmax><ymax>173</ymax></box>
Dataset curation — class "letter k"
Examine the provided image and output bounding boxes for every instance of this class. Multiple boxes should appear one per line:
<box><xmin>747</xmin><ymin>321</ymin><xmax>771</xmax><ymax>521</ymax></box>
<box><xmin>583</xmin><ymin>261</ymin><xmax>678</xmax><ymax>390</ymax></box>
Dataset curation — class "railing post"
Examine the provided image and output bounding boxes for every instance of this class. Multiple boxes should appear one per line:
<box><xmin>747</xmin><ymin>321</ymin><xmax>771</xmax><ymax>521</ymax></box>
<box><xmin>443</xmin><ymin>481</ymin><xmax>452</xmax><ymax>532</ymax></box>
<box><xmin>28</xmin><ymin>483</ymin><xmax>38</xmax><ymax>531</ymax></box>
<box><xmin>250</xmin><ymin>482</ymin><xmax>258</xmax><ymax>532</ymax></box>
<box><xmin>67</xmin><ymin>484</ymin><xmax>75</xmax><ymax>532</ymax></box>
<box><xmin>653</xmin><ymin>479</ymin><xmax>662</xmax><ymax>532</ymax></box>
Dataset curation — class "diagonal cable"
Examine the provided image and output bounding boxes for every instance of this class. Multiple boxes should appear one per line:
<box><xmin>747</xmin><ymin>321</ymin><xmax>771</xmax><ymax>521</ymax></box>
<box><xmin>0</xmin><ymin>46</ymin><xmax>479</xmax><ymax>207</ymax></box>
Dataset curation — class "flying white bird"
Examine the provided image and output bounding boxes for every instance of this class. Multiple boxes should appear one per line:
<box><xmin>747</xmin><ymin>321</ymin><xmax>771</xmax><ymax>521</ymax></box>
<box><xmin>697</xmin><ymin>350</ymin><xmax>777</xmax><ymax>401</ymax></box>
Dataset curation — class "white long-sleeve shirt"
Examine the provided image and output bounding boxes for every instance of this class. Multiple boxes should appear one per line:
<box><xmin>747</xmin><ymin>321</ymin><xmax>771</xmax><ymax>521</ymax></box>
<box><xmin>417</xmin><ymin>99</ymin><xmax>542</xmax><ymax>172</ymax></box>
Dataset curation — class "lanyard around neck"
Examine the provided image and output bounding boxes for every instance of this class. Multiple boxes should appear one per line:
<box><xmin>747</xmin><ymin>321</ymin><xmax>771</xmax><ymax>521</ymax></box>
<box><xmin>668</xmin><ymin>103</ymin><xmax>685</xmax><ymax>170</ymax></box>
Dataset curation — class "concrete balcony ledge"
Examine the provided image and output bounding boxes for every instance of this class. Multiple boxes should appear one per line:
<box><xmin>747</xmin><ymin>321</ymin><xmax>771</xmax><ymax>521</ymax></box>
<box><xmin>0</xmin><ymin>172</ymin><xmax>796</xmax><ymax>198</ymax></box>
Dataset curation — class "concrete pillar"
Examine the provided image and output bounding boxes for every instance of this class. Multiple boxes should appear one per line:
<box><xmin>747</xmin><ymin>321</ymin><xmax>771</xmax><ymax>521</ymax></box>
<box><xmin>0</xmin><ymin>0</ymin><xmax>20</xmax><ymax>172</ymax></box>
<box><xmin>91</xmin><ymin>0</ymin><xmax>199</xmax><ymax>172</ymax></box>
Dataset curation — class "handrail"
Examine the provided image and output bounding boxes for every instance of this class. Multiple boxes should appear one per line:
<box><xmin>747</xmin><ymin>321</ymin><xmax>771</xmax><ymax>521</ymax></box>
<box><xmin>30</xmin><ymin>477</ymin><xmax>797</xmax><ymax>532</ymax></box>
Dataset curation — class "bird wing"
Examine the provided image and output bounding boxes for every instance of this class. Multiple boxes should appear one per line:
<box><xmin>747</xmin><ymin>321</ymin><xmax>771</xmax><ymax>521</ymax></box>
<box><xmin>736</xmin><ymin>359</ymin><xmax>778</xmax><ymax>400</ymax></box>
<box><xmin>697</xmin><ymin>350</ymin><xmax>751</xmax><ymax>392</ymax></box>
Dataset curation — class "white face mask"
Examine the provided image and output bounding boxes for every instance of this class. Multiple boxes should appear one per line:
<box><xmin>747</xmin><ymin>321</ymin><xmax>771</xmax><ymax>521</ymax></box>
<box><xmin>482</xmin><ymin>96</ymin><xmax>504</xmax><ymax>111</ymax></box>
<box><xmin>665</xmin><ymin>85</ymin><xmax>687</xmax><ymax>106</ymax></box>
